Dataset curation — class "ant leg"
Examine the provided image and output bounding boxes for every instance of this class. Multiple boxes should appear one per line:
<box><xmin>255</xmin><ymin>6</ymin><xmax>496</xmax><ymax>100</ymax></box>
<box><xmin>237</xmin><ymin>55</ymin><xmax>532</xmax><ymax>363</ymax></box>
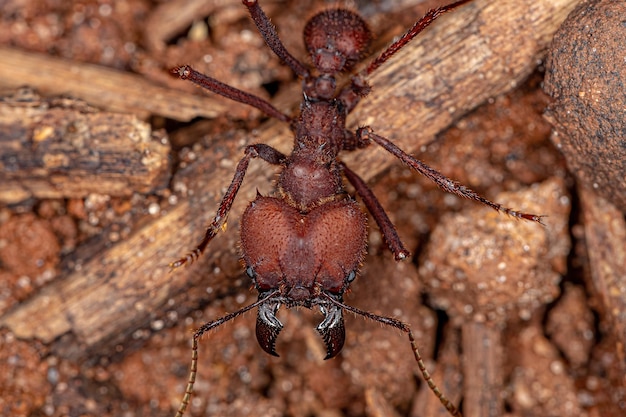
<box><xmin>242</xmin><ymin>0</ymin><xmax>310</xmax><ymax>78</ymax></box>
<box><xmin>172</xmin><ymin>66</ymin><xmax>291</xmax><ymax>122</ymax></box>
<box><xmin>341</xmin><ymin>0</ymin><xmax>473</xmax><ymax>113</ymax></box>
<box><xmin>321</xmin><ymin>293</ymin><xmax>462</xmax><ymax>417</ymax></box>
<box><xmin>341</xmin><ymin>162</ymin><xmax>410</xmax><ymax>260</ymax></box>
<box><xmin>170</xmin><ymin>144</ymin><xmax>287</xmax><ymax>269</ymax></box>
<box><xmin>362</xmin><ymin>0</ymin><xmax>473</xmax><ymax>77</ymax></box>
<box><xmin>175</xmin><ymin>290</ymin><xmax>279</xmax><ymax>417</ymax></box>
<box><xmin>356</xmin><ymin>127</ymin><xmax>545</xmax><ymax>224</ymax></box>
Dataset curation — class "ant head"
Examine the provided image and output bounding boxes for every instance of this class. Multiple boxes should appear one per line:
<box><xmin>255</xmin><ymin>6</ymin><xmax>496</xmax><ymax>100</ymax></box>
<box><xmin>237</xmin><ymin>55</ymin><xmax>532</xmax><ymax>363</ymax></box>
<box><xmin>240</xmin><ymin>196</ymin><xmax>367</xmax><ymax>358</ymax></box>
<box><xmin>303</xmin><ymin>8</ymin><xmax>372</xmax><ymax>74</ymax></box>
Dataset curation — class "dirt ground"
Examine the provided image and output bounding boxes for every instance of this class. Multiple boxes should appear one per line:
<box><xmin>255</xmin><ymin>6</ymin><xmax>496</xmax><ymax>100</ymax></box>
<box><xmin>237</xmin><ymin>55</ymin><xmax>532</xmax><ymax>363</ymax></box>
<box><xmin>0</xmin><ymin>1</ymin><xmax>624</xmax><ymax>417</ymax></box>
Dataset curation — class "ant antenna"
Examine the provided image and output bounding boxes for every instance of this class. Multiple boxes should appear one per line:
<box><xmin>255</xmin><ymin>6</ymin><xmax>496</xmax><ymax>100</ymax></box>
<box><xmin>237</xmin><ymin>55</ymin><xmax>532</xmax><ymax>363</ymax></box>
<box><xmin>174</xmin><ymin>290</ymin><xmax>280</xmax><ymax>417</ymax></box>
<box><xmin>321</xmin><ymin>293</ymin><xmax>462</xmax><ymax>417</ymax></box>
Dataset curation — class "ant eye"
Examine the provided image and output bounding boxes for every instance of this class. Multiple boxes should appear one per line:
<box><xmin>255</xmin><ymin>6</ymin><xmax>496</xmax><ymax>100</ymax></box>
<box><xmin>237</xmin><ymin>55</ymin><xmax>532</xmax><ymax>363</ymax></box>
<box><xmin>347</xmin><ymin>270</ymin><xmax>356</xmax><ymax>283</ymax></box>
<box><xmin>246</xmin><ymin>266</ymin><xmax>256</xmax><ymax>279</ymax></box>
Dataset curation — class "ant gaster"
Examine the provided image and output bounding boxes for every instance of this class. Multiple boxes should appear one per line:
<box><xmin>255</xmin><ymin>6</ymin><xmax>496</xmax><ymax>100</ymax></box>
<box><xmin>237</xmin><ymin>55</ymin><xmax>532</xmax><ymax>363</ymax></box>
<box><xmin>170</xmin><ymin>1</ymin><xmax>543</xmax><ymax>416</ymax></box>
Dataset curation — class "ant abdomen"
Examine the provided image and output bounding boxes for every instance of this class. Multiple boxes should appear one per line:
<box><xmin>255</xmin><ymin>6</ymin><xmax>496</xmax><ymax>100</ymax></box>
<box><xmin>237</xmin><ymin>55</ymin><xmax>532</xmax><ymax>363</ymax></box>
<box><xmin>304</xmin><ymin>8</ymin><xmax>372</xmax><ymax>74</ymax></box>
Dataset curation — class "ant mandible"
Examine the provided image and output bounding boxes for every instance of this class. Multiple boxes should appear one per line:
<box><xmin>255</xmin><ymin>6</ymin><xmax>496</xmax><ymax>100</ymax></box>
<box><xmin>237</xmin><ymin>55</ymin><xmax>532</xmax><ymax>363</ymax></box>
<box><xmin>170</xmin><ymin>1</ymin><xmax>543</xmax><ymax>416</ymax></box>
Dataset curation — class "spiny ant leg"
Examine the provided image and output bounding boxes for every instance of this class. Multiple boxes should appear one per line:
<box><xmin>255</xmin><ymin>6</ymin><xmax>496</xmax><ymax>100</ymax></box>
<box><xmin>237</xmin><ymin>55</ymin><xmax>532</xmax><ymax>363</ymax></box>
<box><xmin>363</xmin><ymin>0</ymin><xmax>474</xmax><ymax>76</ymax></box>
<box><xmin>341</xmin><ymin>162</ymin><xmax>410</xmax><ymax>260</ymax></box>
<box><xmin>171</xmin><ymin>65</ymin><xmax>291</xmax><ymax>122</ymax></box>
<box><xmin>357</xmin><ymin>127</ymin><xmax>545</xmax><ymax>224</ymax></box>
<box><xmin>170</xmin><ymin>144</ymin><xmax>287</xmax><ymax>269</ymax></box>
<box><xmin>175</xmin><ymin>290</ymin><xmax>280</xmax><ymax>417</ymax></box>
<box><xmin>341</xmin><ymin>0</ymin><xmax>473</xmax><ymax>113</ymax></box>
<box><xmin>321</xmin><ymin>293</ymin><xmax>462</xmax><ymax>417</ymax></box>
<box><xmin>242</xmin><ymin>0</ymin><xmax>310</xmax><ymax>78</ymax></box>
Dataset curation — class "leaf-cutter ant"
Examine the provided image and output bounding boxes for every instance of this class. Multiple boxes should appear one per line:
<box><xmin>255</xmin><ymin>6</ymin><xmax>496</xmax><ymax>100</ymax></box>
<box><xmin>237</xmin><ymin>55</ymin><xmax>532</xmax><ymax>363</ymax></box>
<box><xmin>170</xmin><ymin>0</ymin><xmax>544</xmax><ymax>416</ymax></box>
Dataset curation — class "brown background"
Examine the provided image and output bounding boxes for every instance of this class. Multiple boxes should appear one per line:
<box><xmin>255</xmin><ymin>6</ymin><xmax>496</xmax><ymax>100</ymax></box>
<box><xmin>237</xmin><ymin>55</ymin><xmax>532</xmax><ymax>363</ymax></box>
<box><xmin>0</xmin><ymin>1</ymin><xmax>624</xmax><ymax>417</ymax></box>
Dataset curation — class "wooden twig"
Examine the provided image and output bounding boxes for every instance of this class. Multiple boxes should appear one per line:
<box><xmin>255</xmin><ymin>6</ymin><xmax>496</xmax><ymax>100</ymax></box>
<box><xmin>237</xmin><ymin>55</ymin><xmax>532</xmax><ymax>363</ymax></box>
<box><xmin>0</xmin><ymin>46</ymin><xmax>228</xmax><ymax>121</ymax></box>
<box><xmin>0</xmin><ymin>89</ymin><xmax>170</xmax><ymax>203</ymax></box>
<box><xmin>461</xmin><ymin>322</ymin><xmax>503</xmax><ymax>417</ymax></box>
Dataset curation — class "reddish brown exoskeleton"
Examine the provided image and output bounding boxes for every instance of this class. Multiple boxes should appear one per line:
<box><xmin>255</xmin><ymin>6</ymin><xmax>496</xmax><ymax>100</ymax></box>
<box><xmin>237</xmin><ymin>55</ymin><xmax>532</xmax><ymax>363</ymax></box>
<box><xmin>170</xmin><ymin>1</ymin><xmax>543</xmax><ymax>416</ymax></box>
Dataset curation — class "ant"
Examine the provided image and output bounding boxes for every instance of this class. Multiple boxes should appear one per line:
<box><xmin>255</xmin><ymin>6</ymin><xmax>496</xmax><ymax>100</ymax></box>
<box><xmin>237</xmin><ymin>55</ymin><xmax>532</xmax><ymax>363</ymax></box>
<box><xmin>170</xmin><ymin>0</ymin><xmax>543</xmax><ymax>416</ymax></box>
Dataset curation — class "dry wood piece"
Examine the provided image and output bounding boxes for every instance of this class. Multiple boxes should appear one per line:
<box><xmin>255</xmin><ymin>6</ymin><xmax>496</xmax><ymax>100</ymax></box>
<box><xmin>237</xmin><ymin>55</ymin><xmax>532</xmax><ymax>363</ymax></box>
<box><xmin>143</xmin><ymin>0</ymin><xmax>267</xmax><ymax>52</ymax></box>
<box><xmin>0</xmin><ymin>0</ymin><xmax>578</xmax><ymax>363</ymax></box>
<box><xmin>143</xmin><ymin>0</ymin><xmax>219</xmax><ymax>52</ymax></box>
<box><xmin>0</xmin><ymin>88</ymin><xmax>171</xmax><ymax>204</ymax></box>
<box><xmin>0</xmin><ymin>46</ymin><xmax>229</xmax><ymax>121</ymax></box>
<box><xmin>345</xmin><ymin>0</ymin><xmax>580</xmax><ymax>180</ymax></box>
<box><xmin>0</xmin><ymin>124</ymin><xmax>278</xmax><ymax>360</ymax></box>
<box><xmin>461</xmin><ymin>322</ymin><xmax>503</xmax><ymax>417</ymax></box>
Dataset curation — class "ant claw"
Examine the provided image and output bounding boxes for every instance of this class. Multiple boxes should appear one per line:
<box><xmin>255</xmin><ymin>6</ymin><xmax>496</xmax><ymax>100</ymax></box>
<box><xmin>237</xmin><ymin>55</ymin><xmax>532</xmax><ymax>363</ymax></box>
<box><xmin>395</xmin><ymin>250</ymin><xmax>411</xmax><ymax>261</ymax></box>
<box><xmin>169</xmin><ymin>250</ymin><xmax>200</xmax><ymax>271</ymax></box>
<box><xmin>170</xmin><ymin>65</ymin><xmax>190</xmax><ymax>79</ymax></box>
